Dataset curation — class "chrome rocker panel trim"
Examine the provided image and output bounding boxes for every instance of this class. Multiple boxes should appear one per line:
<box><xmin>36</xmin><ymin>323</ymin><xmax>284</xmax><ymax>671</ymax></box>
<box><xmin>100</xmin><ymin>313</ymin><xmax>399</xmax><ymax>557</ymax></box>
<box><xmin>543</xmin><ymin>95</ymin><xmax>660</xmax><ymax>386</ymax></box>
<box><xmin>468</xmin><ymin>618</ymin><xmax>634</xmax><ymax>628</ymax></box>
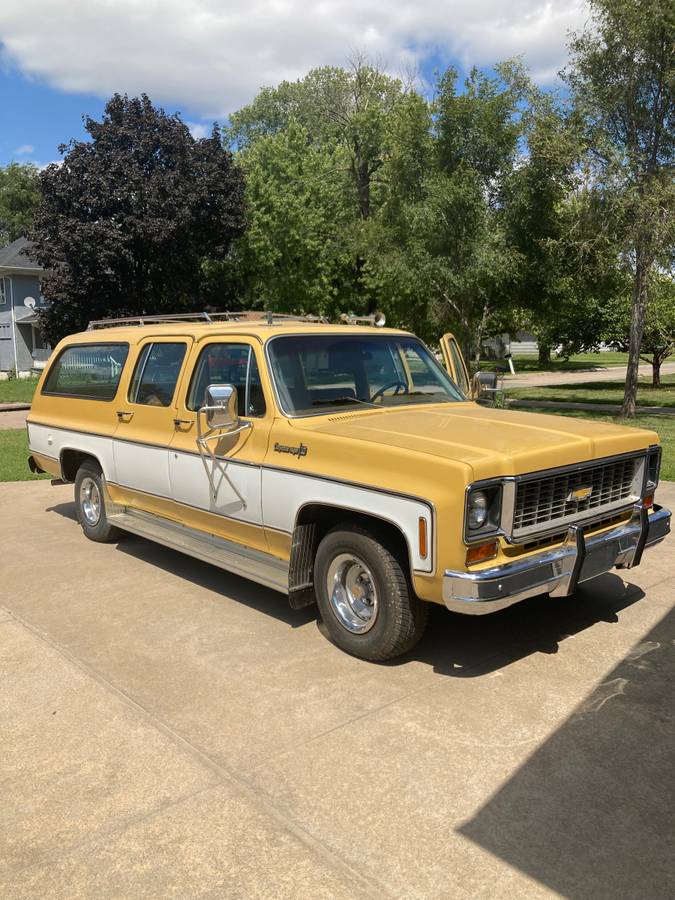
<box><xmin>443</xmin><ymin>503</ymin><xmax>671</xmax><ymax>615</ymax></box>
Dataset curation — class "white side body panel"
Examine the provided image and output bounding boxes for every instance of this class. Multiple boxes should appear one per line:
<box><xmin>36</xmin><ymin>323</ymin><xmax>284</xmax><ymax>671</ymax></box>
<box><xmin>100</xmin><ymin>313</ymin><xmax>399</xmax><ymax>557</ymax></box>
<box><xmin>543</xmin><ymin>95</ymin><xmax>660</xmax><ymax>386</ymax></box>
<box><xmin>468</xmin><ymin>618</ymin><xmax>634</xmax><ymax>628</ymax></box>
<box><xmin>169</xmin><ymin>450</ymin><xmax>263</xmax><ymax>524</ymax></box>
<box><xmin>113</xmin><ymin>441</ymin><xmax>170</xmax><ymax>498</ymax></box>
<box><xmin>261</xmin><ymin>468</ymin><xmax>433</xmax><ymax>573</ymax></box>
<box><xmin>28</xmin><ymin>422</ymin><xmax>116</xmax><ymax>481</ymax></box>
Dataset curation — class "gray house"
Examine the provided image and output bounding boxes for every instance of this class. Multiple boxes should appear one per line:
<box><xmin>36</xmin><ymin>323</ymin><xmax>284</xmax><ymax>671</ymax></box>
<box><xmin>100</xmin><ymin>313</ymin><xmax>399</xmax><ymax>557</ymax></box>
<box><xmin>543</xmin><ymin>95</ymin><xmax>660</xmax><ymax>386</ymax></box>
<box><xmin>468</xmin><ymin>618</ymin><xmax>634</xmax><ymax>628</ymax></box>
<box><xmin>0</xmin><ymin>237</ymin><xmax>50</xmax><ymax>376</ymax></box>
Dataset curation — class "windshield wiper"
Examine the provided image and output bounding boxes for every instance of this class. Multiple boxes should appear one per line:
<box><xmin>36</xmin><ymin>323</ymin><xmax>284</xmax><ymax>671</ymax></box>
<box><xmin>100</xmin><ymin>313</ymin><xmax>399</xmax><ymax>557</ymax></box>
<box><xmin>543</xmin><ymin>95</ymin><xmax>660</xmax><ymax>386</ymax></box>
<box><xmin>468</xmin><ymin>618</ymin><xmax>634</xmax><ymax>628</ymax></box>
<box><xmin>311</xmin><ymin>396</ymin><xmax>379</xmax><ymax>408</ymax></box>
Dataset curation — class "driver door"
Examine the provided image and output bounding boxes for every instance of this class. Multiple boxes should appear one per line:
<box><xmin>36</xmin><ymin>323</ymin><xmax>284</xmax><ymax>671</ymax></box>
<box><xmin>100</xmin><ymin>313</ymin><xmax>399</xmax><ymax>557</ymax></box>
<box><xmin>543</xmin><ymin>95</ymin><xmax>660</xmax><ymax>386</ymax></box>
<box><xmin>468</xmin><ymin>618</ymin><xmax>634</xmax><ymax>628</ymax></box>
<box><xmin>439</xmin><ymin>333</ymin><xmax>472</xmax><ymax>397</ymax></box>
<box><xmin>168</xmin><ymin>338</ymin><xmax>272</xmax><ymax>554</ymax></box>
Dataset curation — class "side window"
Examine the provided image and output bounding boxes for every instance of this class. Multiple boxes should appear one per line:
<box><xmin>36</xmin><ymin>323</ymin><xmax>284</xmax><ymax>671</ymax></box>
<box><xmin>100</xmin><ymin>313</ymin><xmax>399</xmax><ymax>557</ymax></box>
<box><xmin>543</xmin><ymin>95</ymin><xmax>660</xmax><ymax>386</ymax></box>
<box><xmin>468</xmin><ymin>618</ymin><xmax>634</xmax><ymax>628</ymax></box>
<box><xmin>187</xmin><ymin>343</ymin><xmax>266</xmax><ymax>417</ymax></box>
<box><xmin>42</xmin><ymin>343</ymin><xmax>129</xmax><ymax>400</ymax></box>
<box><xmin>0</xmin><ymin>278</ymin><xmax>7</xmax><ymax>305</ymax></box>
<box><xmin>128</xmin><ymin>342</ymin><xmax>187</xmax><ymax>407</ymax></box>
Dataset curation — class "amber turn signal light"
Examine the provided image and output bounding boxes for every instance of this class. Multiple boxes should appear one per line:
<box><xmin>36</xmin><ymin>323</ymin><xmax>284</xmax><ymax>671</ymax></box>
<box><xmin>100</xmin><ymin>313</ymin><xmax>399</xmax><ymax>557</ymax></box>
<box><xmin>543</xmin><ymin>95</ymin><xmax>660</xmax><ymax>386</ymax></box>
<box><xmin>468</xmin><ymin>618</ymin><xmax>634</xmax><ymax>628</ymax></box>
<box><xmin>642</xmin><ymin>494</ymin><xmax>654</xmax><ymax>509</ymax></box>
<box><xmin>418</xmin><ymin>517</ymin><xmax>428</xmax><ymax>559</ymax></box>
<box><xmin>466</xmin><ymin>541</ymin><xmax>498</xmax><ymax>566</ymax></box>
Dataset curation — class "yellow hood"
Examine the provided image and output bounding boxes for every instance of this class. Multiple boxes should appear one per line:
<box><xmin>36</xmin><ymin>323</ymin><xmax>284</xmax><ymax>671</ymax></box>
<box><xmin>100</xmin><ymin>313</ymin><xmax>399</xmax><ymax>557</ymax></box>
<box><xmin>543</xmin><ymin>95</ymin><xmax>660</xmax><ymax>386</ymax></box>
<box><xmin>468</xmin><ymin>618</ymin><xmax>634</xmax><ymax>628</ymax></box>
<box><xmin>296</xmin><ymin>402</ymin><xmax>658</xmax><ymax>481</ymax></box>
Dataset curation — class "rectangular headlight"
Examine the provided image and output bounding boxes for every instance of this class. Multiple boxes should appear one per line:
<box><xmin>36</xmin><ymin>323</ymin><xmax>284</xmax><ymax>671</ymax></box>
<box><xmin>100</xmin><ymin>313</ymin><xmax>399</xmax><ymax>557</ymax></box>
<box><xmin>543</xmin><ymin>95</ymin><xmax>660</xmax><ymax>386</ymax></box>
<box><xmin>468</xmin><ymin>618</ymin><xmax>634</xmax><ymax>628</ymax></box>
<box><xmin>646</xmin><ymin>446</ymin><xmax>662</xmax><ymax>494</ymax></box>
<box><xmin>465</xmin><ymin>482</ymin><xmax>503</xmax><ymax>543</ymax></box>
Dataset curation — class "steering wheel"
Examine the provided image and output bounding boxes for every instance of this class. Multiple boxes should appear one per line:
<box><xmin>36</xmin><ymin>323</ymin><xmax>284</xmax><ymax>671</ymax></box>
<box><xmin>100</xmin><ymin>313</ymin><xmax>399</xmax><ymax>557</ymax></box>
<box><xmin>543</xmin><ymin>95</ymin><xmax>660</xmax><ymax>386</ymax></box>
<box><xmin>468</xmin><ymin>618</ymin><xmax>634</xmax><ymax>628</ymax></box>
<box><xmin>370</xmin><ymin>380</ymin><xmax>408</xmax><ymax>403</ymax></box>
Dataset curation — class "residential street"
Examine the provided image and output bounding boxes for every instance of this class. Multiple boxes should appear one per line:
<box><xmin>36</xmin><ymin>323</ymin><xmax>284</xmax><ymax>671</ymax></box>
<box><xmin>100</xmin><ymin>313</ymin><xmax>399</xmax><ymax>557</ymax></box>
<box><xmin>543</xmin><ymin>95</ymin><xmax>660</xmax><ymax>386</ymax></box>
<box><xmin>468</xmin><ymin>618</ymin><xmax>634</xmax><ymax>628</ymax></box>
<box><xmin>504</xmin><ymin>361</ymin><xmax>675</xmax><ymax>388</ymax></box>
<box><xmin>2</xmin><ymin>480</ymin><xmax>674</xmax><ymax>898</ymax></box>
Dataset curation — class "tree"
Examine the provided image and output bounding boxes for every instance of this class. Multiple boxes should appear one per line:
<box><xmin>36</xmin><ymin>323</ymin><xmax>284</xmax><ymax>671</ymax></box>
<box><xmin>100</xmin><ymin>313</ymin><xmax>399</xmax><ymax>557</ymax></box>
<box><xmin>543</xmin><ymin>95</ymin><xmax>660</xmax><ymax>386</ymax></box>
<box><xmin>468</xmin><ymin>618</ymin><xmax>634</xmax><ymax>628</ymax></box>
<box><xmin>227</xmin><ymin>57</ymin><xmax>409</xmax><ymax>223</ymax></box>
<box><xmin>31</xmin><ymin>94</ymin><xmax>246</xmax><ymax>344</ymax></box>
<box><xmin>604</xmin><ymin>274</ymin><xmax>675</xmax><ymax>386</ymax></box>
<box><xmin>504</xmin><ymin>93</ymin><xmax>582</xmax><ymax>364</ymax></box>
<box><xmin>0</xmin><ymin>162</ymin><xmax>40</xmax><ymax>244</ymax></box>
<box><xmin>369</xmin><ymin>64</ymin><xmax>527</xmax><ymax>360</ymax></box>
<box><xmin>234</xmin><ymin>121</ymin><xmax>353</xmax><ymax>314</ymax></box>
<box><xmin>226</xmin><ymin>59</ymin><xmax>416</xmax><ymax>313</ymax></box>
<box><xmin>566</xmin><ymin>0</ymin><xmax>674</xmax><ymax>416</ymax></box>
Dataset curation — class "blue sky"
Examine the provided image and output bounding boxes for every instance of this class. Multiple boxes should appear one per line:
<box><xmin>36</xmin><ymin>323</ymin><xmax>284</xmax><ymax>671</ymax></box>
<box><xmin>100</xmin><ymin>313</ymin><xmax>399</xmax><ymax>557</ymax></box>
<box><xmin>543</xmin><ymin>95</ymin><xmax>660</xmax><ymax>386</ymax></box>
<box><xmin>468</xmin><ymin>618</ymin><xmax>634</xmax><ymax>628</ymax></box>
<box><xmin>0</xmin><ymin>1</ymin><xmax>585</xmax><ymax>168</ymax></box>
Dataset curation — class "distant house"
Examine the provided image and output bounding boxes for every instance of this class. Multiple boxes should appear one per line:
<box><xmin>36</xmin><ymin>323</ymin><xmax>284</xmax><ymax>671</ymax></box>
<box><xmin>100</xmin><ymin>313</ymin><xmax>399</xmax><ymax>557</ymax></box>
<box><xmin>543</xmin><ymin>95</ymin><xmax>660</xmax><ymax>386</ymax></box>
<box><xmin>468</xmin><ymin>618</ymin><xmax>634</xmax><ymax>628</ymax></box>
<box><xmin>0</xmin><ymin>237</ymin><xmax>50</xmax><ymax>376</ymax></box>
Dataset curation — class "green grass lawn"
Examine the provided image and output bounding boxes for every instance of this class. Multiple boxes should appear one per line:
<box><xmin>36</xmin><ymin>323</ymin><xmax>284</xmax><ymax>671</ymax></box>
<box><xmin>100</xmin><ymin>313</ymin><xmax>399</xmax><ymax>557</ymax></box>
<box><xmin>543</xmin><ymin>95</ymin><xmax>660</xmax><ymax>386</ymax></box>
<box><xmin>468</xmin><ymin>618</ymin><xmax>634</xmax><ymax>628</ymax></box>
<box><xmin>0</xmin><ymin>429</ymin><xmax>51</xmax><ymax>482</ymax></box>
<box><xmin>0</xmin><ymin>377</ymin><xmax>40</xmax><ymax>404</ymax></box>
<box><xmin>509</xmin><ymin>374</ymin><xmax>675</xmax><ymax>408</ymax></box>
<box><xmin>516</xmin><ymin>408</ymin><xmax>675</xmax><ymax>482</ymax></box>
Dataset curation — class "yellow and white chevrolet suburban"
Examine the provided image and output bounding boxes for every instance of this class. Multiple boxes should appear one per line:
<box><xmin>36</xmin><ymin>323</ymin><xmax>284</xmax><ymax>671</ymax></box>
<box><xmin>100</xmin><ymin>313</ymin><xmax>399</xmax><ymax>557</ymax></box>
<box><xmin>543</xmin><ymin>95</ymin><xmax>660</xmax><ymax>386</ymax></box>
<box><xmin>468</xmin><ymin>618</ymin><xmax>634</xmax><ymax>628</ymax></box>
<box><xmin>27</xmin><ymin>312</ymin><xmax>671</xmax><ymax>660</ymax></box>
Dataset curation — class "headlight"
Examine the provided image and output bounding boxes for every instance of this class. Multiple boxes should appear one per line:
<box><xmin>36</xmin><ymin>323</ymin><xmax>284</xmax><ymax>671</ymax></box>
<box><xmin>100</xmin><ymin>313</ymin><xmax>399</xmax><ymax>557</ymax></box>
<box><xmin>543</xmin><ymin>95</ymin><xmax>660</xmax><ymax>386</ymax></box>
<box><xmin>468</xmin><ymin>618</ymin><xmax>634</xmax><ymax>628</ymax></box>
<box><xmin>646</xmin><ymin>446</ymin><xmax>661</xmax><ymax>494</ymax></box>
<box><xmin>465</xmin><ymin>483</ymin><xmax>503</xmax><ymax>541</ymax></box>
<box><xmin>468</xmin><ymin>491</ymin><xmax>488</xmax><ymax>529</ymax></box>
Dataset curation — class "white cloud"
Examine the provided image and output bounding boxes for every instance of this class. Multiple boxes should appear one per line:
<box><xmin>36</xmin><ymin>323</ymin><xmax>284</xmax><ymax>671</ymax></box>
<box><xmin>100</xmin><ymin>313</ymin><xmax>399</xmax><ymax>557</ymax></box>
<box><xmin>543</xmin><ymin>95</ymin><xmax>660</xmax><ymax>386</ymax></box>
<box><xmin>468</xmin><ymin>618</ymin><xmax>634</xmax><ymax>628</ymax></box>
<box><xmin>14</xmin><ymin>144</ymin><xmax>35</xmax><ymax>155</ymax></box>
<box><xmin>187</xmin><ymin>122</ymin><xmax>211</xmax><ymax>140</ymax></box>
<box><xmin>0</xmin><ymin>1</ymin><xmax>588</xmax><ymax>118</ymax></box>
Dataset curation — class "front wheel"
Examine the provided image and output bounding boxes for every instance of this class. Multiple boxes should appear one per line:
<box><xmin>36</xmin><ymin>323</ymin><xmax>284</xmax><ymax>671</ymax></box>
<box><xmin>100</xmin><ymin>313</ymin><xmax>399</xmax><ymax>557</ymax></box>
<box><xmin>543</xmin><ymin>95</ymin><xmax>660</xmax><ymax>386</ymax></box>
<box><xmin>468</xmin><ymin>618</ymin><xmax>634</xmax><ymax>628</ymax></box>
<box><xmin>74</xmin><ymin>460</ymin><xmax>121</xmax><ymax>543</ymax></box>
<box><xmin>314</xmin><ymin>525</ymin><xmax>428</xmax><ymax>661</ymax></box>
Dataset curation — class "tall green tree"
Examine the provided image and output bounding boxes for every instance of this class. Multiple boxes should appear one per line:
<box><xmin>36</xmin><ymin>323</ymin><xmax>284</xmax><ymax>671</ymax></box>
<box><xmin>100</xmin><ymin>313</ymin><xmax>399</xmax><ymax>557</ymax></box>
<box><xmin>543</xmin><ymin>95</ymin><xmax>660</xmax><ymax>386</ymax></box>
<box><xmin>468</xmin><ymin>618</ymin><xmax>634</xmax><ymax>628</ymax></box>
<box><xmin>604</xmin><ymin>274</ymin><xmax>675</xmax><ymax>386</ymax></box>
<box><xmin>504</xmin><ymin>93</ymin><xmax>582</xmax><ymax>363</ymax></box>
<box><xmin>369</xmin><ymin>64</ymin><xmax>527</xmax><ymax>359</ymax></box>
<box><xmin>227</xmin><ymin>57</ymin><xmax>408</xmax><ymax>223</ymax></box>
<box><xmin>0</xmin><ymin>162</ymin><xmax>40</xmax><ymax>244</ymax></box>
<box><xmin>226</xmin><ymin>58</ymin><xmax>417</xmax><ymax>314</ymax></box>
<box><xmin>235</xmin><ymin>121</ymin><xmax>353</xmax><ymax>314</ymax></box>
<box><xmin>566</xmin><ymin>0</ymin><xmax>674</xmax><ymax>416</ymax></box>
<box><xmin>31</xmin><ymin>94</ymin><xmax>246</xmax><ymax>344</ymax></box>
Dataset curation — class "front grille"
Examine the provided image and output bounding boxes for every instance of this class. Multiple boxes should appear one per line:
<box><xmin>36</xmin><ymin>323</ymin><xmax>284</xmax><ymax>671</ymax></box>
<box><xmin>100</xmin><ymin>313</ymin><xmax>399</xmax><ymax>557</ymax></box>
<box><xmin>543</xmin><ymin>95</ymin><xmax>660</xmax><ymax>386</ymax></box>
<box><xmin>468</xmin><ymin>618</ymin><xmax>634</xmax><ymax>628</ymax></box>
<box><xmin>513</xmin><ymin>455</ymin><xmax>642</xmax><ymax>536</ymax></box>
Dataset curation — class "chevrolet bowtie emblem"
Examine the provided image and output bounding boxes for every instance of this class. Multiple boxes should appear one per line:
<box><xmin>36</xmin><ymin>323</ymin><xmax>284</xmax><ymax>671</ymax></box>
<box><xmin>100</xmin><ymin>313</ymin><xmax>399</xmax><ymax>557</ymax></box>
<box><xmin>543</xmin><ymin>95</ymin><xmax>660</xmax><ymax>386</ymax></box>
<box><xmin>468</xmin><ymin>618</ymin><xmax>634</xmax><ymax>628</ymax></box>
<box><xmin>567</xmin><ymin>485</ymin><xmax>593</xmax><ymax>502</ymax></box>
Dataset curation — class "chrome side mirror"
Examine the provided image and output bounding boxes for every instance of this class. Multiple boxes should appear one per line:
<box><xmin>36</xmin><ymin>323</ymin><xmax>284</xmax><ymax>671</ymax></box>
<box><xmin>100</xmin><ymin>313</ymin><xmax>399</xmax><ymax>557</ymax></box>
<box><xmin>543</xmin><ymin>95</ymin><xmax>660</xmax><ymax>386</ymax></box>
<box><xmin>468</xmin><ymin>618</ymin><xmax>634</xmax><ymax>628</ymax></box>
<box><xmin>204</xmin><ymin>383</ymin><xmax>238</xmax><ymax>430</ymax></box>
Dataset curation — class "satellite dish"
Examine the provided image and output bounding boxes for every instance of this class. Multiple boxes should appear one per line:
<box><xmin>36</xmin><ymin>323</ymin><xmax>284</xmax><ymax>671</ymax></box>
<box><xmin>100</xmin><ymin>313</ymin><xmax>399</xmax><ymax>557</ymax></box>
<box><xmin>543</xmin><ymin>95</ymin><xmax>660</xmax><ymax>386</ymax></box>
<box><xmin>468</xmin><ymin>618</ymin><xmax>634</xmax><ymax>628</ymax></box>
<box><xmin>24</xmin><ymin>297</ymin><xmax>36</xmax><ymax>309</ymax></box>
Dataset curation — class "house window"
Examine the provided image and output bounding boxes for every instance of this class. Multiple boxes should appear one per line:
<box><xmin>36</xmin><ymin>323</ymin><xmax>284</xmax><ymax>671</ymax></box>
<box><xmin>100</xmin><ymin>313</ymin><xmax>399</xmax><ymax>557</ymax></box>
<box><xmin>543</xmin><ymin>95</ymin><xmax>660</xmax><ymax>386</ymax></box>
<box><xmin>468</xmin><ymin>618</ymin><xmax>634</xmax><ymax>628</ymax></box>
<box><xmin>0</xmin><ymin>278</ymin><xmax>6</xmax><ymax>306</ymax></box>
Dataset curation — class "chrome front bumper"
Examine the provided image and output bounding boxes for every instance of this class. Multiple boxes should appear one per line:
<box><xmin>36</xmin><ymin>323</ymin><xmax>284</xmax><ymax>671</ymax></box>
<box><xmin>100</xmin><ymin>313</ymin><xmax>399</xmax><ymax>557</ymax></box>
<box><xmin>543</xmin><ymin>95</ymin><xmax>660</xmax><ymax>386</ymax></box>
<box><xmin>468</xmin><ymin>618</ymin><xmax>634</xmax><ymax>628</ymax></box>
<box><xmin>443</xmin><ymin>503</ymin><xmax>671</xmax><ymax>615</ymax></box>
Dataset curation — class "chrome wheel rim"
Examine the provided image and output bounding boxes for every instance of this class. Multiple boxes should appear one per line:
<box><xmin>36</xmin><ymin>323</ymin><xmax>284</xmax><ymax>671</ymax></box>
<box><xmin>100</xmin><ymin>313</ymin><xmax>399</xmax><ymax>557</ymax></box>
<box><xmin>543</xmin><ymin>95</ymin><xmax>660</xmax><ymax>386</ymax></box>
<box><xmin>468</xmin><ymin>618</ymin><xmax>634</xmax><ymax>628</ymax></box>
<box><xmin>326</xmin><ymin>553</ymin><xmax>378</xmax><ymax>634</ymax></box>
<box><xmin>80</xmin><ymin>476</ymin><xmax>102</xmax><ymax>526</ymax></box>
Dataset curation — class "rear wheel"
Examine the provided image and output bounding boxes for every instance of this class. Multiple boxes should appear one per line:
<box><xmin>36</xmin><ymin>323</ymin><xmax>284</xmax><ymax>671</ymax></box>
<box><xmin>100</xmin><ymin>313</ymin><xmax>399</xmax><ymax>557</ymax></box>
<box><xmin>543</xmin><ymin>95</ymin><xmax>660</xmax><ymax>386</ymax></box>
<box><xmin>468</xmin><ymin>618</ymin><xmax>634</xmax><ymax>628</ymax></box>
<box><xmin>74</xmin><ymin>460</ymin><xmax>121</xmax><ymax>543</ymax></box>
<box><xmin>314</xmin><ymin>525</ymin><xmax>428</xmax><ymax>661</ymax></box>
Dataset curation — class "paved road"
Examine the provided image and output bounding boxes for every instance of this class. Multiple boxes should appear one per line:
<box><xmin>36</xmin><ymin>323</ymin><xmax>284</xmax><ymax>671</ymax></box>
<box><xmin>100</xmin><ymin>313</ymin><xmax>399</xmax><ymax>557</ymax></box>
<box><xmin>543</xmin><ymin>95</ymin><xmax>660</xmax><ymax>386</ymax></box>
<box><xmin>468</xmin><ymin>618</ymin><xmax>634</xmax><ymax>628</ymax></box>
<box><xmin>504</xmin><ymin>361</ymin><xmax>675</xmax><ymax>388</ymax></box>
<box><xmin>2</xmin><ymin>480</ymin><xmax>674</xmax><ymax>898</ymax></box>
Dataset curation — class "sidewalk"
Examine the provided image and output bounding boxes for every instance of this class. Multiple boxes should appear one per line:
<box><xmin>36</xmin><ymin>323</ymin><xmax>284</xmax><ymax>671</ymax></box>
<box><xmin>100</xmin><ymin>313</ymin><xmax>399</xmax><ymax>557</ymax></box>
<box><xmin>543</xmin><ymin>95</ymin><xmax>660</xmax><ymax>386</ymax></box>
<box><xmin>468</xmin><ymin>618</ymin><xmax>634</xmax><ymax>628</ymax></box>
<box><xmin>509</xmin><ymin>399</ymin><xmax>675</xmax><ymax>417</ymax></box>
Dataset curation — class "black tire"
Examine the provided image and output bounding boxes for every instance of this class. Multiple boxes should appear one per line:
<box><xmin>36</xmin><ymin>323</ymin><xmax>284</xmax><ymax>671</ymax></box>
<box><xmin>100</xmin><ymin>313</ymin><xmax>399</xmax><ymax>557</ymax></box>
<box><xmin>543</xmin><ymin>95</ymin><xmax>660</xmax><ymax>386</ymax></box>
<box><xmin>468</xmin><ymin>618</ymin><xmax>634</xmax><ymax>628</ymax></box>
<box><xmin>74</xmin><ymin>459</ymin><xmax>121</xmax><ymax>543</ymax></box>
<box><xmin>314</xmin><ymin>525</ymin><xmax>428</xmax><ymax>661</ymax></box>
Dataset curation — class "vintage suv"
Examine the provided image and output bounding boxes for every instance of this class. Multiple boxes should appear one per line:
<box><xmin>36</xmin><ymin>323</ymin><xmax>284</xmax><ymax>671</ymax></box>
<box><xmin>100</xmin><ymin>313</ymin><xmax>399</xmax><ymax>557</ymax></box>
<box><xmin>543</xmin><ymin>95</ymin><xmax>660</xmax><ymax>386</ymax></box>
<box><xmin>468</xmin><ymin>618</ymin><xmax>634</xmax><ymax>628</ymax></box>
<box><xmin>27</xmin><ymin>312</ymin><xmax>670</xmax><ymax>660</ymax></box>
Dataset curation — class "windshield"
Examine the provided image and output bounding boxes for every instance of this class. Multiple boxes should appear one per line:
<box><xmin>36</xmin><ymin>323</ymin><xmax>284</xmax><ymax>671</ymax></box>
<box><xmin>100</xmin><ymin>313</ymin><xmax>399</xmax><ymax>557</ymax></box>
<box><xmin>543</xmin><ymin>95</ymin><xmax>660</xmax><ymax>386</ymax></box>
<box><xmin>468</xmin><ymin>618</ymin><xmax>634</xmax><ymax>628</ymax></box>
<box><xmin>267</xmin><ymin>334</ymin><xmax>466</xmax><ymax>416</ymax></box>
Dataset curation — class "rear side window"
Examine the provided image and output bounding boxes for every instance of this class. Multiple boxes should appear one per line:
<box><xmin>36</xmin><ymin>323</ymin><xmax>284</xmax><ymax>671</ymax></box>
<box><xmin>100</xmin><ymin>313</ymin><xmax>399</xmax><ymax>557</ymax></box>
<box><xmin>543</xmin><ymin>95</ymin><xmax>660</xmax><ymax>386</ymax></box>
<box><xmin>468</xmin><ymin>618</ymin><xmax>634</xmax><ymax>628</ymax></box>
<box><xmin>42</xmin><ymin>344</ymin><xmax>129</xmax><ymax>400</ymax></box>
<box><xmin>128</xmin><ymin>342</ymin><xmax>187</xmax><ymax>407</ymax></box>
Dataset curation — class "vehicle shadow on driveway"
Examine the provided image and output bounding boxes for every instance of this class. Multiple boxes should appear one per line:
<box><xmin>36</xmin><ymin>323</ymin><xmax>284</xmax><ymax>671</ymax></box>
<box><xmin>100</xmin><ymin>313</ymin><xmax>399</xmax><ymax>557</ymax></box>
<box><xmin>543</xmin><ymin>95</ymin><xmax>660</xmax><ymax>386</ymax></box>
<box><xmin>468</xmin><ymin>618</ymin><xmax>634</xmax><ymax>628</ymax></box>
<box><xmin>48</xmin><ymin>500</ymin><xmax>645</xmax><ymax>671</ymax></box>
<box><xmin>411</xmin><ymin>577</ymin><xmax>644</xmax><ymax>677</ymax></box>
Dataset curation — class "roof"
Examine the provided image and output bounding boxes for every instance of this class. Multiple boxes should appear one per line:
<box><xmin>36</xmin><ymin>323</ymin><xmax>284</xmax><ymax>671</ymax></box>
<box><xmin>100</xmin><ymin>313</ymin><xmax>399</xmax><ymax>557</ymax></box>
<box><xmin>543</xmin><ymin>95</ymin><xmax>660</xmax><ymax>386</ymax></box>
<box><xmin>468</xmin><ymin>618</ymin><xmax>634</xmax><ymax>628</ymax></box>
<box><xmin>0</xmin><ymin>237</ymin><xmax>43</xmax><ymax>272</ymax></box>
<box><xmin>64</xmin><ymin>320</ymin><xmax>411</xmax><ymax>344</ymax></box>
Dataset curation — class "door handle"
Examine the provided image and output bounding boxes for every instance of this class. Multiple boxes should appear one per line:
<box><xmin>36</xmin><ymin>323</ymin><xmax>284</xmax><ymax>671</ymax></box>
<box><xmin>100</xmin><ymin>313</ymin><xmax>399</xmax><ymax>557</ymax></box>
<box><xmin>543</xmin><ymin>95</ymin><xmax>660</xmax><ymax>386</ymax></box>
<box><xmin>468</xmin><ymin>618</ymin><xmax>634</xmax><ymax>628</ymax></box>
<box><xmin>173</xmin><ymin>418</ymin><xmax>193</xmax><ymax>428</ymax></box>
<box><xmin>116</xmin><ymin>410</ymin><xmax>134</xmax><ymax>421</ymax></box>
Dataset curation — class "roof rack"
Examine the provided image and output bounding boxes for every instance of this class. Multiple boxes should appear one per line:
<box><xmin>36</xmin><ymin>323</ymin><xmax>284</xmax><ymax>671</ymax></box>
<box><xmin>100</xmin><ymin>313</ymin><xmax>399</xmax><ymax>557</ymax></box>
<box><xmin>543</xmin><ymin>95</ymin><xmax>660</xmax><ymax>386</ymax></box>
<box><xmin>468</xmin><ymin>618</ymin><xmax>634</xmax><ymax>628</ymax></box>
<box><xmin>87</xmin><ymin>310</ymin><xmax>332</xmax><ymax>329</ymax></box>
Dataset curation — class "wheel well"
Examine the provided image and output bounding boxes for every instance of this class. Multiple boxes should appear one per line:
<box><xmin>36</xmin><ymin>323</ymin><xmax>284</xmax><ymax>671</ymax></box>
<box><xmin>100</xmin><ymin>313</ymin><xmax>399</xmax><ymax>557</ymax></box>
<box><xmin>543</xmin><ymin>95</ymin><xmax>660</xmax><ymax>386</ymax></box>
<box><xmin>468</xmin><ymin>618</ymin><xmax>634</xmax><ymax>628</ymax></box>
<box><xmin>288</xmin><ymin>504</ymin><xmax>412</xmax><ymax>607</ymax></box>
<box><xmin>60</xmin><ymin>449</ymin><xmax>100</xmax><ymax>483</ymax></box>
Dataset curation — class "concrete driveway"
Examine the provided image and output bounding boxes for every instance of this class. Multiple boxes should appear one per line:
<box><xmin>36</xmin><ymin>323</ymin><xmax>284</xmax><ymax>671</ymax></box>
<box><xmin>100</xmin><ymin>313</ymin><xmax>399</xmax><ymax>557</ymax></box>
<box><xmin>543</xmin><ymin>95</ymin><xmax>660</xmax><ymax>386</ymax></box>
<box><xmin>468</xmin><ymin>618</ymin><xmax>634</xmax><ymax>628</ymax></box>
<box><xmin>2</xmin><ymin>480</ymin><xmax>674</xmax><ymax>899</ymax></box>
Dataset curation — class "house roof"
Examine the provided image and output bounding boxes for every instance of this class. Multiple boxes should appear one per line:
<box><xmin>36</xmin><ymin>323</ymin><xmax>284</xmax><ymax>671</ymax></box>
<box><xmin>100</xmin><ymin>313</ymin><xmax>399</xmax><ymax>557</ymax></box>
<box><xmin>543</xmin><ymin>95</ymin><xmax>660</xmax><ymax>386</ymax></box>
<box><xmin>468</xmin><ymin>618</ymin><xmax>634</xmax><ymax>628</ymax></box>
<box><xmin>0</xmin><ymin>237</ymin><xmax>43</xmax><ymax>272</ymax></box>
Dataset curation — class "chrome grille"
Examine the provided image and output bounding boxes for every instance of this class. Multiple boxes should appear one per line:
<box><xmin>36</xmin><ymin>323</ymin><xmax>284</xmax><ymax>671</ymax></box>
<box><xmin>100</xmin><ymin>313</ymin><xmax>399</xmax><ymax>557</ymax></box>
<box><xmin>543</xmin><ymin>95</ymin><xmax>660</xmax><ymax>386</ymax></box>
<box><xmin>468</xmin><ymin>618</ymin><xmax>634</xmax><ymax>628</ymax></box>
<box><xmin>513</xmin><ymin>456</ymin><xmax>642</xmax><ymax>536</ymax></box>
